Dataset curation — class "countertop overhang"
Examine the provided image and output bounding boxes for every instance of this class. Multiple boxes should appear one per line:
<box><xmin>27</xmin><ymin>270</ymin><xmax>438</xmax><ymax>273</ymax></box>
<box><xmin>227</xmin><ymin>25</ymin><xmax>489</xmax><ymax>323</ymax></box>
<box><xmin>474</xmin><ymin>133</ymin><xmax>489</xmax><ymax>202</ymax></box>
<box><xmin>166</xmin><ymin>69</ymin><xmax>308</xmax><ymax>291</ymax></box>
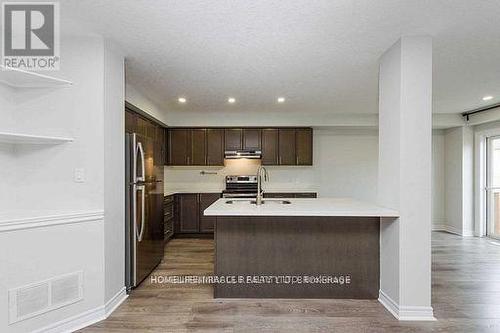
<box><xmin>204</xmin><ymin>197</ymin><xmax>399</xmax><ymax>217</ymax></box>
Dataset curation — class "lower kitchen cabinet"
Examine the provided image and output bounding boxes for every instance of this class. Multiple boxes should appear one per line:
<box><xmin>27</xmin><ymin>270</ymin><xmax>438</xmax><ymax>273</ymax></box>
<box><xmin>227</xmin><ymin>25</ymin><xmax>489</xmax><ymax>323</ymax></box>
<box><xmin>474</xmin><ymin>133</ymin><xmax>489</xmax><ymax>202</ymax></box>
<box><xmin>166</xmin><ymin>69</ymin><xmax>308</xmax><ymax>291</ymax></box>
<box><xmin>163</xmin><ymin>195</ymin><xmax>174</xmax><ymax>241</ymax></box>
<box><xmin>176</xmin><ymin>193</ymin><xmax>199</xmax><ymax>233</ymax></box>
<box><xmin>175</xmin><ymin>193</ymin><xmax>221</xmax><ymax>235</ymax></box>
<box><xmin>199</xmin><ymin>193</ymin><xmax>221</xmax><ymax>232</ymax></box>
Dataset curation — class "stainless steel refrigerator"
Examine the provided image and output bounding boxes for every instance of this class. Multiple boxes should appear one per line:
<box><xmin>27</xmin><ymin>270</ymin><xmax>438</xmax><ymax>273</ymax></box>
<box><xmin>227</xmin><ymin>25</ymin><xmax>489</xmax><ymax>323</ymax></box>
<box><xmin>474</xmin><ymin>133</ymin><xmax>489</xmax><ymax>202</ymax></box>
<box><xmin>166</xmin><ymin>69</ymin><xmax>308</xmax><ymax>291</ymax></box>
<box><xmin>125</xmin><ymin>133</ymin><xmax>164</xmax><ymax>291</ymax></box>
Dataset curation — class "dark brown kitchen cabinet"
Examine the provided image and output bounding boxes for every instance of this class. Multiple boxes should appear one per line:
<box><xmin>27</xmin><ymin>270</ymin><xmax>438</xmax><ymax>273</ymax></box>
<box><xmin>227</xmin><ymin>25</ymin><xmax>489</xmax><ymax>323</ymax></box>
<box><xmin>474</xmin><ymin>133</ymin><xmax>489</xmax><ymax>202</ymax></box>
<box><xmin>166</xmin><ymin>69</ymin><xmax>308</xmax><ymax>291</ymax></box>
<box><xmin>175</xmin><ymin>193</ymin><xmax>221</xmax><ymax>234</ymax></box>
<box><xmin>164</xmin><ymin>195</ymin><xmax>174</xmax><ymax>241</ymax></box>
<box><xmin>296</xmin><ymin>128</ymin><xmax>313</xmax><ymax>165</ymax></box>
<box><xmin>278</xmin><ymin>129</ymin><xmax>296</xmax><ymax>165</ymax></box>
<box><xmin>206</xmin><ymin>129</ymin><xmax>224</xmax><ymax>166</ymax></box>
<box><xmin>169</xmin><ymin>129</ymin><xmax>191</xmax><ymax>165</ymax></box>
<box><xmin>225</xmin><ymin>129</ymin><xmax>243</xmax><ymax>150</ymax></box>
<box><xmin>243</xmin><ymin>129</ymin><xmax>261</xmax><ymax>150</ymax></box>
<box><xmin>136</xmin><ymin>117</ymin><xmax>148</xmax><ymax>137</ymax></box>
<box><xmin>176</xmin><ymin>194</ymin><xmax>199</xmax><ymax>233</ymax></box>
<box><xmin>125</xmin><ymin>110</ymin><xmax>137</xmax><ymax>133</ymax></box>
<box><xmin>155</xmin><ymin>127</ymin><xmax>166</xmax><ymax>165</ymax></box>
<box><xmin>199</xmin><ymin>193</ymin><xmax>221</xmax><ymax>232</ymax></box>
<box><xmin>191</xmin><ymin>129</ymin><xmax>207</xmax><ymax>165</ymax></box>
<box><xmin>166</xmin><ymin>127</ymin><xmax>313</xmax><ymax>166</ymax></box>
<box><xmin>261</xmin><ymin>129</ymin><xmax>279</xmax><ymax>165</ymax></box>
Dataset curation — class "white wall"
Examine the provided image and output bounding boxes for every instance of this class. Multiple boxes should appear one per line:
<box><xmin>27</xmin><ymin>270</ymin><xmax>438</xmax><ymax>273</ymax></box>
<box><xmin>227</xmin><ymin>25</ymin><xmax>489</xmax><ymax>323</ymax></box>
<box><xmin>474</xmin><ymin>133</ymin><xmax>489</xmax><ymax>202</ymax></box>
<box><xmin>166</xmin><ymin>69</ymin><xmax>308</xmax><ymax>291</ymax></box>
<box><xmin>441</xmin><ymin>126</ymin><xmax>474</xmax><ymax>236</ymax></box>
<box><xmin>0</xmin><ymin>36</ymin><xmax>126</xmax><ymax>332</ymax></box>
<box><xmin>103</xmin><ymin>42</ymin><xmax>126</xmax><ymax>303</ymax></box>
<box><xmin>11</xmin><ymin>36</ymin><xmax>105</xmax><ymax>213</ymax></box>
<box><xmin>0</xmin><ymin>36</ymin><xmax>106</xmax><ymax>332</ymax></box>
<box><xmin>378</xmin><ymin>36</ymin><xmax>433</xmax><ymax>319</ymax></box>
<box><xmin>125</xmin><ymin>84</ymin><xmax>168</xmax><ymax>124</ymax></box>
<box><xmin>0</xmin><ymin>85</ymin><xmax>16</xmax><ymax>210</ymax></box>
<box><xmin>432</xmin><ymin>131</ymin><xmax>446</xmax><ymax>226</ymax></box>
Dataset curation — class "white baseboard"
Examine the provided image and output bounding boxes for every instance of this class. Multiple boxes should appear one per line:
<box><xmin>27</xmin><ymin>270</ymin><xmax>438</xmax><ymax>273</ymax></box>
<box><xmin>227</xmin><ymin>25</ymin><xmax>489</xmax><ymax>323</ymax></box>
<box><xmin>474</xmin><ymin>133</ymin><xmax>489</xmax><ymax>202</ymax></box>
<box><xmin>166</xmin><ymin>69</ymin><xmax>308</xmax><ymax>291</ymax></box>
<box><xmin>432</xmin><ymin>221</ymin><xmax>474</xmax><ymax>237</ymax></box>
<box><xmin>378</xmin><ymin>290</ymin><xmax>436</xmax><ymax>321</ymax></box>
<box><xmin>105</xmin><ymin>287</ymin><xmax>128</xmax><ymax>317</ymax></box>
<box><xmin>34</xmin><ymin>287</ymin><xmax>127</xmax><ymax>333</ymax></box>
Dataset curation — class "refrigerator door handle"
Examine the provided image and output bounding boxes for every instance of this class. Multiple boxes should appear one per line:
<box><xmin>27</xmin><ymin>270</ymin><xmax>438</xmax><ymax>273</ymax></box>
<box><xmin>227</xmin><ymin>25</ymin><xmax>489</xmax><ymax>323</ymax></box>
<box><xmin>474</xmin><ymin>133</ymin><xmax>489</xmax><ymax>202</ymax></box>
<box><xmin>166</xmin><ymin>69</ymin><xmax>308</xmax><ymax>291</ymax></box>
<box><xmin>136</xmin><ymin>141</ymin><xmax>145</xmax><ymax>182</ymax></box>
<box><xmin>131</xmin><ymin>183</ymin><xmax>137</xmax><ymax>286</ymax></box>
<box><xmin>137</xmin><ymin>184</ymin><xmax>146</xmax><ymax>242</ymax></box>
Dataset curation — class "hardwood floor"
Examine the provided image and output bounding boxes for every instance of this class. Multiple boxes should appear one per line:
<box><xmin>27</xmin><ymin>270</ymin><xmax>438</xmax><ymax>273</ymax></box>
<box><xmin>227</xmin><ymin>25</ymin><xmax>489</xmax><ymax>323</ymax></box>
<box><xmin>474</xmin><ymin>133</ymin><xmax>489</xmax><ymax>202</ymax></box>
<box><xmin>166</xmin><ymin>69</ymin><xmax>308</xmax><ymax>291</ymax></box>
<box><xmin>80</xmin><ymin>232</ymin><xmax>500</xmax><ymax>332</ymax></box>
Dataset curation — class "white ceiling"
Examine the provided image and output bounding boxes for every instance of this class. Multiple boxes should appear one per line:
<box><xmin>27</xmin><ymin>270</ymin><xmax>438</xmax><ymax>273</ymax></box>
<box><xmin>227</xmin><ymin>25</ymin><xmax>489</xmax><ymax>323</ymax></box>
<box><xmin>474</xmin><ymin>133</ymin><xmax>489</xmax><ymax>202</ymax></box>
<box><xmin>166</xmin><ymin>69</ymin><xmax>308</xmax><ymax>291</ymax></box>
<box><xmin>61</xmin><ymin>0</ymin><xmax>500</xmax><ymax>115</ymax></box>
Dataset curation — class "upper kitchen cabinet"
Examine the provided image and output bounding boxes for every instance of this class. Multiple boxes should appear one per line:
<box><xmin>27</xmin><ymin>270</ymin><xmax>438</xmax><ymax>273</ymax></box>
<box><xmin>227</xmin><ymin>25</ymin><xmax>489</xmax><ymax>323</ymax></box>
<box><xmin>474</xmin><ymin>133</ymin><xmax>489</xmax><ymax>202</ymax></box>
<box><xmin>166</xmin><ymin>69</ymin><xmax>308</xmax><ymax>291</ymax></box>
<box><xmin>206</xmin><ymin>129</ymin><xmax>224</xmax><ymax>166</ymax></box>
<box><xmin>278</xmin><ymin>129</ymin><xmax>296</xmax><ymax>165</ymax></box>
<box><xmin>166</xmin><ymin>127</ymin><xmax>313</xmax><ymax>166</ymax></box>
<box><xmin>155</xmin><ymin>126</ymin><xmax>166</xmax><ymax>165</ymax></box>
<box><xmin>261</xmin><ymin>129</ymin><xmax>279</xmax><ymax>165</ymax></box>
<box><xmin>296</xmin><ymin>128</ymin><xmax>313</xmax><ymax>165</ymax></box>
<box><xmin>243</xmin><ymin>129</ymin><xmax>261</xmax><ymax>150</ymax></box>
<box><xmin>191</xmin><ymin>129</ymin><xmax>207</xmax><ymax>165</ymax></box>
<box><xmin>168</xmin><ymin>128</ymin><xmax>191</xmax><ymax>165</ymax></box>
<box><xmin>136</xmin><ymin>116</ymin><xmax>149</xmax><ymax>137</ymax></box>
<box><xmin>125</xmin><ymin>110</ymin><xmax>137</xmax><ymax>133</ymax></box>
<box><xmin>225</xmin><ymin>129</ymin><xmax>243</xmax><ymax>151</ymax></box>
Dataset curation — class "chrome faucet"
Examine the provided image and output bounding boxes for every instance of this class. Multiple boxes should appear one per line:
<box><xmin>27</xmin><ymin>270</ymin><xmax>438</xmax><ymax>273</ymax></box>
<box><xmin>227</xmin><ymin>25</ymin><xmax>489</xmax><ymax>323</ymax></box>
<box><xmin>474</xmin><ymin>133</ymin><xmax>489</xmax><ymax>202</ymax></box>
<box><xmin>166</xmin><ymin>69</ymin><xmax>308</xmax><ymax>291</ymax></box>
<box><xmin>256</xmin><ymin>165</ymin><xmax>269</xmax><ymax>205</ymax></box>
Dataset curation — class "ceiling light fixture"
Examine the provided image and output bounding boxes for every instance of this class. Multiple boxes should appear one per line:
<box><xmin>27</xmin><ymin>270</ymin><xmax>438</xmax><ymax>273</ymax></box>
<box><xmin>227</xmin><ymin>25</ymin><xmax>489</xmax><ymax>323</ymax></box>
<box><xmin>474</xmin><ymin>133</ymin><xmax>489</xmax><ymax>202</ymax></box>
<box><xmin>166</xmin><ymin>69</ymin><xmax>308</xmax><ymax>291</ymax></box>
<box><xmin>228</xmin><ymin>97</ymin><xmax>236</xmax><ymax>104</ymax></box>
<box><xmin>277</xmin><ymin>97</ymin><xmax>286</xmax><ymax>103</ymax></box>
<box><xmin>178</xmin><ymin>97</ymin><xmax>187</xmax><ymax>103</ymax></box>
<box><xmin>482</xmin><ymin>95</ymin><xmax>494</xmax><ymax>101</ymax></box>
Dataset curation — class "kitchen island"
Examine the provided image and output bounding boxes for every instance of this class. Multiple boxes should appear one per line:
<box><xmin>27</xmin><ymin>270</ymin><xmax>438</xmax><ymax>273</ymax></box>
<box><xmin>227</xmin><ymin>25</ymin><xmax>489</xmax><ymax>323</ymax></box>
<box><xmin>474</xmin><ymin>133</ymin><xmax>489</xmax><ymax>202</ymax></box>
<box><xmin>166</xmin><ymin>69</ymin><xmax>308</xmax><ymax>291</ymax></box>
<box><xmin>204</xmin><ymin>198</ymin><xmax>399</xmax><ymax>299</ymax></box>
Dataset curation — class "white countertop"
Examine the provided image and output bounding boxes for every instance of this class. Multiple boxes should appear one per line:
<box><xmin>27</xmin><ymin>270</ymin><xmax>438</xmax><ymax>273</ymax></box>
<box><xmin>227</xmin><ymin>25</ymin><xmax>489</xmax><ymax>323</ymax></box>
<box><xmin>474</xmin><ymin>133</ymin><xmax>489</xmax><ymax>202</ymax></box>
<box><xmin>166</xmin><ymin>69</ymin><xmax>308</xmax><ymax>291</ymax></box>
<box><xmin>204</xmin><ymin>197</ymin><xmax>399</xmax><ymax>217</ymax></box>
<box><xmin>164</xmin><ymin>188</ymin><xmax>318</xmax><ymax>196</ymax></box>
<box><xmin>164</xmin><ymin>189</ymin><xmax>223</xmax><ymax>196</ymax></box>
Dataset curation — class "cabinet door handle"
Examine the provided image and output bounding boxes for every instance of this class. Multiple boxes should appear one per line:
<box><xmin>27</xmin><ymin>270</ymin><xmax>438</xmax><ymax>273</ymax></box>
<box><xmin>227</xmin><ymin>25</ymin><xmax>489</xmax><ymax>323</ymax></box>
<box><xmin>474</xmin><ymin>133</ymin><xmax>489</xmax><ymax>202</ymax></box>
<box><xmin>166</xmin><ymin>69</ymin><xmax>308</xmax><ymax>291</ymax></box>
<box><xmin>279</xmin><ymin>156</ymin><xmax>282</xmax><ymax>165</ymax></box>
<box><xmin>186</xmin><ymin>156</ymin><xmax>190</xmax><ymax>165</ymax></box>
<box><xmin>296</xmin><ymin>156</ymin><xmax>299</xmax><ymax>165</ymax></box>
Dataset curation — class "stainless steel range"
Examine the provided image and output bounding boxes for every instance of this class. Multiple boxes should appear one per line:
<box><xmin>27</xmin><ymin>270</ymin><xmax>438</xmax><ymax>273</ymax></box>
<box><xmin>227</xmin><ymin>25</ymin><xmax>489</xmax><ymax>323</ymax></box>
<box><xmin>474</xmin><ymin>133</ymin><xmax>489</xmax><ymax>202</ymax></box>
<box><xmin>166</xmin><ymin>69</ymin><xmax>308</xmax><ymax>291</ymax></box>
<box><xmin>222</xmin><ymin>175</ymin><xmax>258</xmax><ymax>198</ymax></box>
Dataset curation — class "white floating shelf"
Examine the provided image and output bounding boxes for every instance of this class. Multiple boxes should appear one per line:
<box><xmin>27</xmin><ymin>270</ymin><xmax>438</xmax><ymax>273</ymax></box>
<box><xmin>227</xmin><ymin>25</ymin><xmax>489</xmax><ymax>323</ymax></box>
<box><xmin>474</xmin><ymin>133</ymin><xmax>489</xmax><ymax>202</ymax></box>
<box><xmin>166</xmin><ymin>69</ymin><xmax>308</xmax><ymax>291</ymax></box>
<box><xmin>0</xmin><ymin>66</ymin><xmax>72</xmax><ymax>88</ymax></box>
<box><xmin>0</xmin><ymin>132</ymin><xmax>74</xmax><ymax>144</ymax></box>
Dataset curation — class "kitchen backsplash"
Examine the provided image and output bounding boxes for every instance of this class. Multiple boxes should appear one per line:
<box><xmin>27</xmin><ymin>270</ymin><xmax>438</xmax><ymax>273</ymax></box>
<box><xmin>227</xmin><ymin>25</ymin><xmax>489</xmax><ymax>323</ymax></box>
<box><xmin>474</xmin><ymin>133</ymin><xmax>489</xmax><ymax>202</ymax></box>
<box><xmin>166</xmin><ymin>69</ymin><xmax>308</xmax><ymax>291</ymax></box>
<box><xmin>164</xmin><ymin>159</ymin><xmax>317</xmax><ymax>192</ymax></box>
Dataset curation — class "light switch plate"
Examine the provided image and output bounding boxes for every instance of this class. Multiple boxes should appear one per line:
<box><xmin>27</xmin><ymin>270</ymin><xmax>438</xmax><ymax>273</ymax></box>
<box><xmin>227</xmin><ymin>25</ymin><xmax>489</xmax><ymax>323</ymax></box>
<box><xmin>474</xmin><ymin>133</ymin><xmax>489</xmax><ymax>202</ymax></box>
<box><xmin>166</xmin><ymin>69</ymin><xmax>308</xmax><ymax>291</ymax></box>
<box><xmin>74</xmin><ymin>168</ymin><xmax>85</xmax><ymax>183</ymax></box>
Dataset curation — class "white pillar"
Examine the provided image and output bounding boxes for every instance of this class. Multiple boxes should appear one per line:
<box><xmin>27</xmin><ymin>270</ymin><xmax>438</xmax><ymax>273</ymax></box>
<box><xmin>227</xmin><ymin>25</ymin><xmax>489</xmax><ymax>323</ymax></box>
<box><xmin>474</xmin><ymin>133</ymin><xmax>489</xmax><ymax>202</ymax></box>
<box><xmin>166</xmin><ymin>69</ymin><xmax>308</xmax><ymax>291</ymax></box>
<box><xmin>377</xmin><ymin>36</ymin><xmax>435</xmax><ymax>321</ymax></box>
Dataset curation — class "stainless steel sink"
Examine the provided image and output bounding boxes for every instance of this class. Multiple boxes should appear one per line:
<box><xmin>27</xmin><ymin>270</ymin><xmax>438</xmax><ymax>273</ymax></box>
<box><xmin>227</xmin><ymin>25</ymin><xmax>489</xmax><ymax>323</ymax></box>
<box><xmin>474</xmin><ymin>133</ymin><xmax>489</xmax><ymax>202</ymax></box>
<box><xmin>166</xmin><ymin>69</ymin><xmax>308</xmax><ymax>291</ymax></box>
<box><xmin>225</xmin><ymin>200</ymin><xmax>291</xmax><ymax>205</ymax></box>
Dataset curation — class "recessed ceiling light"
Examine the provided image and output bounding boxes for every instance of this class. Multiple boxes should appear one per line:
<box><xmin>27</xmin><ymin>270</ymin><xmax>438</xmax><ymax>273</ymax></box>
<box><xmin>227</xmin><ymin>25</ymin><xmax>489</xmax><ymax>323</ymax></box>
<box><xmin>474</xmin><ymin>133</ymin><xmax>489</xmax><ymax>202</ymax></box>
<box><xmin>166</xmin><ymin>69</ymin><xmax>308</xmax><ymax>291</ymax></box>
<box><xmin>277</xmin><ymin>97</ymin><xmax>286</xmax><ymax>103</ymax></box>
<box><xmin>178</xmin><ymin>97</ymin><xmax>187</xmax><ymax>103</ymax></box>
<box><xmin>483</xmin><ymin>95</ymin><xmax>494</xmax><ymax>101</ymax></box>
<box><xmin>228</xmin><ymin>97</ymin><xmax>236</xmax><ymax>104</ymax></box>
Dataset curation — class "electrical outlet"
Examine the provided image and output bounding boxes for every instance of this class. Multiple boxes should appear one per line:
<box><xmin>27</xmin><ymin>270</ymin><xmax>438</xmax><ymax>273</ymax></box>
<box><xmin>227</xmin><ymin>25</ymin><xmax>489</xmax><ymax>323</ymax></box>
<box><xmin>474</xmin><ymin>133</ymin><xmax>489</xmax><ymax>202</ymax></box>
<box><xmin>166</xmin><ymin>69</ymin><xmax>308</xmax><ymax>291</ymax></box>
<box><xmin>74</xmin><ymin>168</ymin><xmax>85</xmax><ymax>183</ymax></box>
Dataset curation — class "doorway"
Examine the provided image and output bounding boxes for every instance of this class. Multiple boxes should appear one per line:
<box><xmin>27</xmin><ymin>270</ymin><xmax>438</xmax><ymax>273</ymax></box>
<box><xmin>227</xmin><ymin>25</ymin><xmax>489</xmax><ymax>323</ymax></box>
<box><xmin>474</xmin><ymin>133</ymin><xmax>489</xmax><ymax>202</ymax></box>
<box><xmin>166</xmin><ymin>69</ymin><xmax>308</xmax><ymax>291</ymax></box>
<box><xmin>486</xmin><ymin>136</ymin><xmax>500</xmax><ymax>239</ymax></box>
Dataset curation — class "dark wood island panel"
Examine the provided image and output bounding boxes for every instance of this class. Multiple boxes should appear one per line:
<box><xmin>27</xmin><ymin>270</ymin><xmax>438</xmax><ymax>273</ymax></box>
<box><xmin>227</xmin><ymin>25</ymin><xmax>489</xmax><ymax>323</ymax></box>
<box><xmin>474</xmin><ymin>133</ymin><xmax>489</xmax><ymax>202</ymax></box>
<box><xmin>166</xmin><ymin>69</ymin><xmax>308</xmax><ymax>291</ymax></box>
<box><xmin>214</xmin><ymin>216</ymin><xmax>379</xmax><ymax>299</ymax></box>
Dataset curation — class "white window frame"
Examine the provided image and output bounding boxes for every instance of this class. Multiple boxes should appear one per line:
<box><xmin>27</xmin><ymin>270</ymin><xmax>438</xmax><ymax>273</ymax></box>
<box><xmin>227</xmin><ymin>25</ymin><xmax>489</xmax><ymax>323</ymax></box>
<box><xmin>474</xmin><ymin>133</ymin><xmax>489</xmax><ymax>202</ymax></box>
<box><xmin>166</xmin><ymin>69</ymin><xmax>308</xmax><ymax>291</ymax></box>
<box><xmin>474</xmin><ymin>126</ymin><xmax>500</xmax><ymax>237</ymax></box>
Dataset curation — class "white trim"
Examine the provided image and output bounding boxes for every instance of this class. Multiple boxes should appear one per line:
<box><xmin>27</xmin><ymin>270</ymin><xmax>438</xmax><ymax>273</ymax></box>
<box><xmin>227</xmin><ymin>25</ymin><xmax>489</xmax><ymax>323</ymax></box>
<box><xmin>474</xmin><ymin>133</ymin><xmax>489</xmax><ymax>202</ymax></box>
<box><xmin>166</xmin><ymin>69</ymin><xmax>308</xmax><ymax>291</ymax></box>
<box><xmin>0</xmin><ymin>65</ymin><xmax>72</xmax><ymax>88</ymax></box>
<box><xmin>0</xmin><ymin>131</ymin><xmax>74</xmax><ymax>144</ymax></box>
<box><xmin>379</xmin><ymin>290</ymin><xmax>436</xmax><ymax>321</ymax></box>
<box><xmin>432</xmin><ymin>218</ymin><xmax>447</xmax><ymax>232</ymax></box>
<box><xmin>432</xmin><ymin>223</ymin><xmax>474</xmax><ymax>237</ymax></box>
<box><xmin>104</xmin><ymin>287</ymin><xmax>128</xmax><ymax>317</ymax></box>
<box><xmin>33</xmin><ymin>287</ymin><xmax>127</xmax><ymax>333</ymax></box>
<box><xmin>0</xmin><ymin>211</ymin><xmax>104</xmax><ymax>232</ymax></box>
<box><xmin>33</xmin><ymin>306</ymin><xmax>105</xmax><ymax>333</ymax></box>
<box><xmin>474</xmin><ymin>126</ymin><xmax>500</xmax><ymax>237</ymax></box>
